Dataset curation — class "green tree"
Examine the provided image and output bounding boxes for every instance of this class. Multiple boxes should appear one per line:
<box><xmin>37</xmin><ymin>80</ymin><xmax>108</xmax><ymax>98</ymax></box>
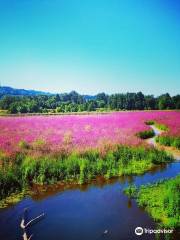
<box><xmin>158</xmin><ymin>93</ymin><xmax>174</xmax><ymax>110</ymax></box>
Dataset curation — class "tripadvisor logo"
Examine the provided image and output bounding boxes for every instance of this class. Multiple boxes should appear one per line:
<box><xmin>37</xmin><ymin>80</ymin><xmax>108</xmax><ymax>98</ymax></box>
<box><xmin>135</xmin><ymin>227</ymin><xmax>143</xmax><ymax>235</ymax></box>
<box><xmin>135</xmin><ymin>227</ymin><xmax>174</xmax><ymax>236</ymax></box>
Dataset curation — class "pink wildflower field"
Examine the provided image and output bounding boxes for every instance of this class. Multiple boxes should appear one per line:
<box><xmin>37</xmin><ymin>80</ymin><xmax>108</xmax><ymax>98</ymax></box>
<box><xmin>0</xmin><ymin>111</ymin><xmax>179</xmax><ymax>155</ymax></box>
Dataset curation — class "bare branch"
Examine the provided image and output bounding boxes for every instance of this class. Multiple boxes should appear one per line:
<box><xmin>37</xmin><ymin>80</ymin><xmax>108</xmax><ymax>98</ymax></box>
<box><xmin>25</xmin><ymin>213</ymin><xmax>45</xmax><ymax>228</ymax></box>
<box><xmin>20</xmin><ymin>208</ymin><xmax>45</xmax><ymax>240</ymax></box>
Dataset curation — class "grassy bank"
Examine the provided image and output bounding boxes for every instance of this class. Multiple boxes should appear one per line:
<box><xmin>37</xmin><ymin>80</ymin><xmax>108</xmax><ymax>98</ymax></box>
<box><xmin>0</xmin><ymin>145</ymin><xmax>173</xmax><ymax>204</ymax></box>
<box><xmin>156</xmin><ymin>136</ymin><xmax>180</xmax><ymax>149</ymax></box>
<box><xmin>124</xmin><ymin>175</ymin><xmax>180</xmax><ymax>228</ymax></box>
<box><xmin>145</xmin><ymin>120</ymin><xmax>180</xmax><ymax>149</ymax></box>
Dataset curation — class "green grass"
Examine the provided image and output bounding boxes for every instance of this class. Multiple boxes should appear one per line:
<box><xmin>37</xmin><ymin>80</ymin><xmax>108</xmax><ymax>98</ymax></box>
<box><xmin>124</xmin><ymin>175</ymin><xmax>180</xmax><ymax>228</ymax></box>
<box><xmin>0</xmin><ymin>145</ymin><xmax>174</xmax><ymax>205</ymax></box>
<box><xmin>124</xmin><ymin>184</ymin><xmax>137</xmax><ymax>197</ymax></box>
<box><xmin>156</xmin><ymin>136</ymin><xmax>180</xmax><ymax>149</ymax></box>
<box><xmin>0</xmin><ymin>109</ymin><xmax>8</xmax><ymax>115</ymax></box>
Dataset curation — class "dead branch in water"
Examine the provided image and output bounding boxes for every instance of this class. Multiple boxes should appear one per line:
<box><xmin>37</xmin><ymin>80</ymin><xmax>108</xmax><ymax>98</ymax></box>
<box><xmin>20</xmin><ymin>208</ymin><xmax>45</xmax><ymax>240</ymax></box>
<box><xmin>20</xmin><ymin>213</ymin><xmax>45</xmax><ymax>229</ymax></box>
<box><xmin>22</xmin><ymin>232</ymin><xmax>33</xmax><ymax>240</ymax></box>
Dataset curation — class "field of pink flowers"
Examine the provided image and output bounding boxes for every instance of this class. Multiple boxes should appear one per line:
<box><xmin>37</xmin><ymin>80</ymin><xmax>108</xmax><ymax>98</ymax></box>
<box><xmin>0</xmin><ymin>111</ymin><xmax>179</xmax><ymax>156</ymax></box>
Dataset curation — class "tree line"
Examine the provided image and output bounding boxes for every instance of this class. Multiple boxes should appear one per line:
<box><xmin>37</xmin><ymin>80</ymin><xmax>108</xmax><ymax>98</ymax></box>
<box><xmin>0</xmin><ymin>91</ymin><xmax>179</xmax><ymax>114</ymax></box>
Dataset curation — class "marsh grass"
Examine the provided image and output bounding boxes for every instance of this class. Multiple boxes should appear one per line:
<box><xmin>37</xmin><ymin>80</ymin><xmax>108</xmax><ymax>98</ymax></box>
<box><xmin>156</xmin><ymin>136</ymin><xmax>180</xmax><ymax>149</ymax></box>
<box><xmin>0</xmin><ymin>145</ymin><xmax>174</xmax><ymax>205</ymax></box>
<box><xmin>125</xmin><ymin>175</ymin><xmax>180</xmax><ymax>228</ymax></box>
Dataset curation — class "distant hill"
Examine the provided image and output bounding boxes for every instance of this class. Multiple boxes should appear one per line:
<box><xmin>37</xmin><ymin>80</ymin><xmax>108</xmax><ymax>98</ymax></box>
<box><xmin>0</xmin><ymin>86</ymin><xmax>53</xmax><ymax>97</ymax></box>
<box><xmin>0</xmin><ymin>86</ymin><xmax>96</xmax><ymax>101</ymax></box>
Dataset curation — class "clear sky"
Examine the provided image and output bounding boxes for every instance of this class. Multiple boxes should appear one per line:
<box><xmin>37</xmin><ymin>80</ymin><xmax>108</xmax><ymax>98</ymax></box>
<box><xmin>0</xmin><ymin>0</ymin><xmax>180</xmax><ymax>95</ymax></box>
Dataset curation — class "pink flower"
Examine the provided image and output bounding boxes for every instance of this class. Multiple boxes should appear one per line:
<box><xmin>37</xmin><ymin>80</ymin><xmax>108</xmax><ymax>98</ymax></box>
<box><xmin>0</xmin><ymin>111</ymin><xmax>179</xmax><ymax>156</ymax></box>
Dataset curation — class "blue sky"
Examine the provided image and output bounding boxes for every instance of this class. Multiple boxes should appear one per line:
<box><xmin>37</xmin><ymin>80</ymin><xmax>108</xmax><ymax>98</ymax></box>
<box><xmin>0</xmin><ymin>0</ymin><xmax>180</xmax><ymax>95</ymax></box>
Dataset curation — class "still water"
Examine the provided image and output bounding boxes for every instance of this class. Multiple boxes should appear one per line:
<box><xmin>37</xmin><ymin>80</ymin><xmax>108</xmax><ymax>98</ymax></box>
<box><xmin>0</xmin><ymin>161</ymin><xmax>180</xmax><ymax>240</ymax></box>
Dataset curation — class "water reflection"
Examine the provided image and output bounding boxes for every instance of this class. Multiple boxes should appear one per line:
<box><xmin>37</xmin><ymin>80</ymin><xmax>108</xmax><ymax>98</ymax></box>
<box><xmin>0</xmin><ymin>162</ymin><xmax>180</xmax><ymax>240</ymax></box>
<box><xmin>127</xmin><ymin>199</ymin><xmax>132</xmax><ymax>209</ymax></box>
<box><xmin>30</xmin><ymin>162</ymin><xmax>178</xmax><ymax>202</ymax></box>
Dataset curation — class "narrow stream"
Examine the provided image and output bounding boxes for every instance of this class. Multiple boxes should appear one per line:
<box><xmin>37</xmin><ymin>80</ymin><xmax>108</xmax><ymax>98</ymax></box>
<box><xmin>147</xmin><ymin>125</ymin><xmax>163</xmax><ymax>146</ymax></box>
<box><xmin>0</xmin><ymin>126</ymin><xmax>179</xmax><ymax>240</ymax></box>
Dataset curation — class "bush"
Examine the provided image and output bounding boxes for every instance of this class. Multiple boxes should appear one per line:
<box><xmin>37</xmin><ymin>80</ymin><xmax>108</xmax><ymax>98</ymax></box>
<box><xmin>137</xmin><ymin>129</ymin><xmax>155</xmax><ymax>139</ymax></box>
<box><xmin>145</xmin><ymin>120</ymin><xmax>155</xmax><ymax>125</ymax></box>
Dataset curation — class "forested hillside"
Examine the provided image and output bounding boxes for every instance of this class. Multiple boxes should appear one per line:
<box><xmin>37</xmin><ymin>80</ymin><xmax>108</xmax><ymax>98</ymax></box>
<box><xmin>0</xmin><ymin>87</ymin><xmax>179</xmax><ymax>113</ymax></box>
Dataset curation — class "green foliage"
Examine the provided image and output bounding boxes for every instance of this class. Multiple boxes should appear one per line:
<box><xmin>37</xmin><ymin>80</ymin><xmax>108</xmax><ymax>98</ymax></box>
<box><xmin>137</xmin><ymin>129</ymin><xmax>155</xmax><ymax>139</ymax></box>
<box><xmin>65</xmin><ymin>154</ymin><xmax>80</xmax><ymax>180</ymax></box>
<box><xmin>124</xmin><ymin>184</ymin><xmax>137</xmax><ymax>197</ymax></box>
<box><xmin>18</xmin><ymin>140</ymin><xmax>30</xmax><ymax>150</ymax></box>
<box><xmin>0</xmin><ymin>146</ymin><xmax>174</xmax><ymax>201</ymax></box>
<box><xmin>156</xmin><ymin>136</ymin><xmax>180</xmax><ymax>149</ymax></box>
<box><xmin>0</xmin><ymin>167</ymin><xmax>22</xmax><ymax>200</ymax></box>
<box><xmin>158</xmin><ymin>93</ymin><xmax>175</xmax><ymax>110</ymax></box>
<box><xmin>145</xmin><ymin>120</ymin><xmax>168</xmax><ymax>131</ymax></box>
<box><xmin>1</xmin><ymin>92</ymin><xmax>180</xmax><ymax>114</ymax></box>
<box><xmin>134</xmin><ymin>176</ymin><xmax>180</xmax><ymax>228</ymax></box>
<box><xmin>172</xmin><ymin>95</ymin><xmax>180</xmax><ymax>109</ymax></box>
<box><xmin>148</xmin><ymin>148</ymin><xmax>173</xmax><ymax>164</ymax></box>
<box><xmin>79</xmin><ymin>159</ymin><xmax>88</xmax><ymax>184</ymax></box>
<box><xmin>21</xmin><ymin>156</ymin><xmax>66</xmax><ymax>184</ymax></box>
<box><xmin>155</xmin><ymin>123</ymin><xmax>168</xmax><ymax>131</ymax></box>
<box><xmin>172</xmin><ymin>137</ymin><xmax>180</xmax><ymax>149</ymax></box>
<box><xmin>145</xmin><ymin>120</ymin><xmax>155</xmax><ymax>125</ymax></box>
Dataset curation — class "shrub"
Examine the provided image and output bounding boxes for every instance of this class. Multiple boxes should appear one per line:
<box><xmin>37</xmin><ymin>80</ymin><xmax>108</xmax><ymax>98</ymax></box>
<box><xmin>137</xmin><ymin>129</ymin><xmax>155</xmax><ymax>139</ymax></box>
<box><xmin>145</xmin><ymin>120</ymin><xmax>155</xmax><ymax>125</ymax></box>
